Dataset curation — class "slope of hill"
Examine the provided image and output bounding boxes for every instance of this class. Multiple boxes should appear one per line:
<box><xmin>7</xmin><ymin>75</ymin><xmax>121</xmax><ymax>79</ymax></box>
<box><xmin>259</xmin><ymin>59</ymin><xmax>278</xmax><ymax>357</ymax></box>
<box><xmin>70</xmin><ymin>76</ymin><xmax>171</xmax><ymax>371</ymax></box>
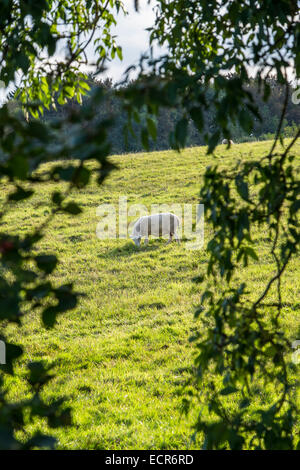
<box><xmin>2</xmin><ymin>140</ymin><xmax>300</xmax><ymax>449</ymax></box>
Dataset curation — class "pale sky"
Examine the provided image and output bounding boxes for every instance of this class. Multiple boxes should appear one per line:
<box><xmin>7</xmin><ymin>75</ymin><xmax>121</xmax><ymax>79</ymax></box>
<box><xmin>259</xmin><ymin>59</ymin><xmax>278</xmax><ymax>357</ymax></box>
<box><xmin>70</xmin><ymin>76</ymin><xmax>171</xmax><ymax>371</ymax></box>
<box><xmin>72</xmin><ymin>1</ymin><xmax>160</xmax><ymax>83</ymax></box>
<box><xmin>102</xmin><ymin>1</ymin><xmax>159</xmax><ymax>82</ymax></box>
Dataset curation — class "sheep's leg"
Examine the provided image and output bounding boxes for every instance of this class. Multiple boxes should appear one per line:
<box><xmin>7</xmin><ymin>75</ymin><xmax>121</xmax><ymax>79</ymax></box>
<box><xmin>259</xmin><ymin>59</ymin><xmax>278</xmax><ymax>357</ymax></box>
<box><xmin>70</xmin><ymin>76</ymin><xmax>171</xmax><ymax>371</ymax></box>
<box><xmin>166</xmin><ymin>234</ymin><xmax>173</xmax><ymax>245</ymax></box>
<box><xmin>144</xmin><ymin>238</ymin><xmax>149</xmax><ymax>246</ymax></box>
<box><xmin>174</xmin><ymin>232</ymin><xmax>180</xmax><ymax>244</ymax></box>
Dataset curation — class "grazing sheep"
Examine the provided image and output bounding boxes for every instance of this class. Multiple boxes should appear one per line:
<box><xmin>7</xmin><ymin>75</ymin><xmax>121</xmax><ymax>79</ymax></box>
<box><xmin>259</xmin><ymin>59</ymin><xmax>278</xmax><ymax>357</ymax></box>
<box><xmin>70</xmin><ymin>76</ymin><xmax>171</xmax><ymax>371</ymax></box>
<box><xmin>130</xmin><ymin>212</ymin><xmax>180</xmax><ymax>247</ymax></box>
<box><xmin>222</xmin><ymin>138</ymin><xmax>234</xmax><ymax>145</ymax></box>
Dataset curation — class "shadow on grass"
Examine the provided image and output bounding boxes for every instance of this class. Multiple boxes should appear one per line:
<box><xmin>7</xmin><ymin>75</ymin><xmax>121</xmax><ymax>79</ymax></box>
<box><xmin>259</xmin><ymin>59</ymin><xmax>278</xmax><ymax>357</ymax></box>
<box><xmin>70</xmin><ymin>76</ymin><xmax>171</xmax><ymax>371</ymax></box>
<box><xmin>97</xmin><ymin>238</ymin><xmax>188</xmax><ymax>259</ymax></box>
<box><xmin>138</xmin><ymin>302</ymin><xmax>166</xmax><ymax>311</ymax></box>
<box><xmin>97</xmin><ymin>241</ymin><xmax>161</xmax><ymax>259</ymax></box>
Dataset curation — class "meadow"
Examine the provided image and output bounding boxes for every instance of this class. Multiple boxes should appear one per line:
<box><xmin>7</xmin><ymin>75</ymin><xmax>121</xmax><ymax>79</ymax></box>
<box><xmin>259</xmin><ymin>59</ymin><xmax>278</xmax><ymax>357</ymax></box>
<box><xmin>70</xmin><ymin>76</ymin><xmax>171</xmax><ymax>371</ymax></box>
<box><xmin>1</xmin><ymin>139</ymin><xmax>300</xmax><ymax>449</ymax></box>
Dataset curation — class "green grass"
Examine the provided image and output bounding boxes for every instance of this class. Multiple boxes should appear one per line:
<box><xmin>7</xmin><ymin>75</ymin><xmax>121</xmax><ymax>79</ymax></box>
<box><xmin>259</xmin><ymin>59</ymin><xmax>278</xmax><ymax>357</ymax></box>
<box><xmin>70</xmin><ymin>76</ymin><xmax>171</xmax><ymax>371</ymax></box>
<box><xmin>2</xmin><ymin>139</ymin><xmax>300</xmax><ymax>449</ymax></box>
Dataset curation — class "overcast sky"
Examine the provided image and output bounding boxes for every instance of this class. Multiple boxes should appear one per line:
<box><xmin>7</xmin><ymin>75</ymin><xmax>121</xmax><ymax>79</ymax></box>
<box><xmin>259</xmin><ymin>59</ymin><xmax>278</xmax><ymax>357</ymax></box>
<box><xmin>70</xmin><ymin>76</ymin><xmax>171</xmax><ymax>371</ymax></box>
<box><xmin>102</xmin><ymin>1</ymin><xmax>158</xmax><ymax>82</ymax></box>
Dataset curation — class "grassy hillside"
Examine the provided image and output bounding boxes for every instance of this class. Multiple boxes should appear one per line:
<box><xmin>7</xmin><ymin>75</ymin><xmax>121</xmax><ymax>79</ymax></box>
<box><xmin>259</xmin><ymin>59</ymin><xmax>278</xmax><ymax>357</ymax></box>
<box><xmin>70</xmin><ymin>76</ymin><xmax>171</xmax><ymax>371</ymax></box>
<box><xmin>2</xmin><ymin>139</ymin><xmax>300</xmax><ymax>449</ymax></box>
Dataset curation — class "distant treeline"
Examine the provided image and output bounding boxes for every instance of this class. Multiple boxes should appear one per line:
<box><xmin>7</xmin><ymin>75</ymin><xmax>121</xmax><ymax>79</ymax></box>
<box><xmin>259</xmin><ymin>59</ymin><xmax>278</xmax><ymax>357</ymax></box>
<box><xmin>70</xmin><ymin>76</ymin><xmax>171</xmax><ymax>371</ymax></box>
<box><xmin>19</xmin><ymin>75</ymin><xmax>300</xmax><ymax>154</ymax></box>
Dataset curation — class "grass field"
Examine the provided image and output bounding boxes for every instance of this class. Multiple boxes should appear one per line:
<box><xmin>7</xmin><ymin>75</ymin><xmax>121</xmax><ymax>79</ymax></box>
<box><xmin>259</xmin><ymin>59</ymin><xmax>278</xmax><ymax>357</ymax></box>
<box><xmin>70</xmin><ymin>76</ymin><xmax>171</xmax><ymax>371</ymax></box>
<box><xmin>2</xmin><ymin>139</ymin><xmax>300</xmax><ymax>449</ymax></box>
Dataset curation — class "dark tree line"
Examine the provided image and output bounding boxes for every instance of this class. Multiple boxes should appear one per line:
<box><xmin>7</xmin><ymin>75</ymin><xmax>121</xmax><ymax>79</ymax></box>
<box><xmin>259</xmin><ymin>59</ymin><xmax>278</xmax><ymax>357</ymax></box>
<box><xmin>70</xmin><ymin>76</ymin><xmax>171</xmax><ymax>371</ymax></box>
<box><xmin>37</xmin><ymin>74</ymin><xmax>300</xmax><ymax>155</ymax></box>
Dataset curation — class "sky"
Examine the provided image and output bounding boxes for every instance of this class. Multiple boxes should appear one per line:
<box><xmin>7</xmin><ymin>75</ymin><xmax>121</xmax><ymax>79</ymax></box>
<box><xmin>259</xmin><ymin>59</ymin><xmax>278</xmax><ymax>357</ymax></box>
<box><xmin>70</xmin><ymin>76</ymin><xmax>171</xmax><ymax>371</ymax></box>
<box><xmin>71</xmin><ymin>1</ymin><xmax>161</xmax><ymax>84</ymax></box>
<box><xmin>101</xmin><ymin>1</ymin><xmax>159</xmax><ymax>82</ymax></box>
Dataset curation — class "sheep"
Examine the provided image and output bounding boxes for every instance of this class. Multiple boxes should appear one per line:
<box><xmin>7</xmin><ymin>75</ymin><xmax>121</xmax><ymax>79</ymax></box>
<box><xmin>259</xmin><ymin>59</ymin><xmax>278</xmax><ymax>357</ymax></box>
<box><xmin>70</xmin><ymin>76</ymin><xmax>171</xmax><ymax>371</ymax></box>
<box><xmin>222</xmin><ymin>139</ymin><xmax>234</xmax><ymax>145</ymax></box>
<box><xmin>130</xmin><ymin>212</ymin><xmax>180</xmax><ymax>247</ymax></box>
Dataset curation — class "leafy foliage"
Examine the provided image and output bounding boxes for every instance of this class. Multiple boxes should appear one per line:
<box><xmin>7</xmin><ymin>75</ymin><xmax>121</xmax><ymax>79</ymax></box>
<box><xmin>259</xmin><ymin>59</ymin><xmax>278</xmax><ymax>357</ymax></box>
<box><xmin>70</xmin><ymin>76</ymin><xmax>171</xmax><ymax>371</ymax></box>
<box><xmin>121</xmin><ymin>0</ymin><xmax>300</xmax><ymax>449</ymax></box>
<box><xmin>0</xmin><ymin>0</ymin><xmax>124</xmax><ymax>449</ymax></box>
<box><xmin>40</xmin><ymin>74</ymin><xmax>299</xmax><ymax>153</ymax></box>
<box><xmin>1</xmin><ymin>0</ymin><xmax>299</xmax><ymax>450</ymax></box>
<box><xmin>190</xmin><ymin>143</ymin><xmax>300</xmax><ymax>449</ymax></box>
<box><xmin>0</xmin><ymin>0</ymin><xmax>125</xmax><ymax>115</ymax></box>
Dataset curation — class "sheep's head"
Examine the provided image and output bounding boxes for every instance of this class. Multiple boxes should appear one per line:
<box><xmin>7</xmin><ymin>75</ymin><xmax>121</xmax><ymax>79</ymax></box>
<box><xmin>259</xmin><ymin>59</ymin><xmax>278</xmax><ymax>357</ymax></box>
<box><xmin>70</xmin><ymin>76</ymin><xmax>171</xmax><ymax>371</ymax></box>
<box><xmin>130</xmin><ymin>235</ymin><xmax>141</xmax><ymax>247</ymax></box>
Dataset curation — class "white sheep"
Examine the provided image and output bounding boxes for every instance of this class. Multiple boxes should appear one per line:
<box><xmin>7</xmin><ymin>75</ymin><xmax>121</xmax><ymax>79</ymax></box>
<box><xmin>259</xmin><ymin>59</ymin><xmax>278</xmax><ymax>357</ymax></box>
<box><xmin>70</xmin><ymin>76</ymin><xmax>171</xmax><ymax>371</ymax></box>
<box><xmin>130</xmin><ymin>212</ymin><xmax>180</xmax><ymax>247</ymax></box>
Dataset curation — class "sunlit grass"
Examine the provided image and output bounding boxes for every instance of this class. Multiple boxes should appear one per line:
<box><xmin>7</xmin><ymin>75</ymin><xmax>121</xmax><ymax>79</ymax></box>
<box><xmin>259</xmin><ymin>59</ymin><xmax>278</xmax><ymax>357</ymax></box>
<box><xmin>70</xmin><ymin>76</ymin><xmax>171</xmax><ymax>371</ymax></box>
<box><xmin>2</xmin><ymin>139</ymin><xmax>300</xmax><ymax>449</ymax></box>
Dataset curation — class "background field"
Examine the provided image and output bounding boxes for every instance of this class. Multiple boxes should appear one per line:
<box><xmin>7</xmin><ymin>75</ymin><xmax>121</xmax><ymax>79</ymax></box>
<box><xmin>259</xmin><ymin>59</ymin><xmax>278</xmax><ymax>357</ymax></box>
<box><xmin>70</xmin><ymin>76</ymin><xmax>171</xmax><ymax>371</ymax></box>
<box><xmin>2</xmin><ymin>140</ymin><xmax>300</xmax><ymax>449</ymax></box>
